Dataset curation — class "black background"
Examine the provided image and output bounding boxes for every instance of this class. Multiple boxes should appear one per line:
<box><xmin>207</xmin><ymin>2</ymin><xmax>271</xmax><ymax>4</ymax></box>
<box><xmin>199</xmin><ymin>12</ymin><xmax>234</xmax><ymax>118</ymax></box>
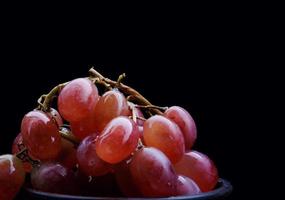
<box><xmin>0</xmin><ymin>4</ymin><xmax>279</xmax><ymax>200</ymax></box>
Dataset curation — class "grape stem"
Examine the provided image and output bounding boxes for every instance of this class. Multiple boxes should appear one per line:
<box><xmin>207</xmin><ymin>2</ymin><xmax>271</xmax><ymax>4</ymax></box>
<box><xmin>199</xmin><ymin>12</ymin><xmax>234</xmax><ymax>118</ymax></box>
<box><xmin>89</xmin><ymin>68</ymin><xmax>163</xmax><ymax>115</ymax></box>
<box><xmin>38</xmin><ymin>82</ymin><xmax>68</xmax><ymax>111</ymax></box>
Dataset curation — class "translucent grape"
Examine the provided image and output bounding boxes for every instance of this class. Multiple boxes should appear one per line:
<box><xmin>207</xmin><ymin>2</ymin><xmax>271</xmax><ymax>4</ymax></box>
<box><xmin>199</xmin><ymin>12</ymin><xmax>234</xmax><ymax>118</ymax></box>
<box><xmin>21</xmin><ymin>110</ymin><xmax>61</xmax><ymax>160</ymax></box>
<box><xmin>0</xmin><ymin>154</ymin><xmax>25</xmax><ymax>200</ymax></box>
<box><xmin>174</xmin><ymin>150</ymin><xmax>219</xmax><ymax>192</ymax></box>
<box><xmin>130</xmin><ymin>147</ymin><xmax>177</xmax><ymax>197</ymax></box>
<box><xmin>77</xmin><ymin>135</ymin><xmax>110</xmax><ymax>176</ymax></box>
<box><xmin>93</xmin><ymin>90</ymin><xmax>130</xmax><ymax>133</ymax></box>
<box><xmin>58</xmin><ymin>78</ymin><xmax>99</xmax><ymax>122</ymax></box>
<box><xmin>164</xmin><ymin>106</ymin><xmax>197</xmax><ymax>150</ymax></box>
<box><xmin>70</xmin><ymin>116</ymin><xmax>98</xmax><ymax>140</ymax></box>
<box><xmin>114</xmin><ymin>160</ymin><xmax>141</xmax><ymax>197</ymax></box>
<box><xmin>143</xmin><ymin>115</ymin><xmax>185</xmax><ymax>163</ymax></box>
<box><xmin>175</xmin><ymin>175</ymin><xmax>200</xmax><ymax>196</ymax></box>
<box><xmin>31</xmin><ymin>162</ymin><xmax>77</xmax><ymax>195</ymax></box>
<box><xmin>96</xmin><ymin>116</ymin><xmax>139</xmax><ymax>164</ymax></box>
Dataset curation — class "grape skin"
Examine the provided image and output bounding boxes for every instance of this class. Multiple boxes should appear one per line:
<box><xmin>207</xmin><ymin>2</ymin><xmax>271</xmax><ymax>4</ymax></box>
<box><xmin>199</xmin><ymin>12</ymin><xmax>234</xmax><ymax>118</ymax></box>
<box><xmin>130</xmin><ymin>147</ymin><xmax>177</xmax><ymax>197</ymax></box>
<box><xmin>164</xmin><ymin>106</ymin><xmax>197</xmax><ymax>150</ymax></box>
<box><xmin>143</xmin><ymin>115</ymin><xmax>185</xmax><ymax>163</ymax></box>
<box><xmin>58</xmin><ymin>78</ymin><xmax>99</xmax><ymax>122</ymax></box>
<box><xmin>174</xmin><ymin>150</ymin><xmax>219</xmax><ymax>192</ymax></box>
<box><xmin>21</xmin><ymin>110</ymin><xmax>61</xmax><ymax>161</ymax></box>
<box><xmin>0</xmin><ymin>155</ymin><xmax>25</xmax><ymax>200</ymax></box>
<box><xmin>96</xmin><ymin>116</ymin><xmax>139</xmax><ymax>164</ymax></box>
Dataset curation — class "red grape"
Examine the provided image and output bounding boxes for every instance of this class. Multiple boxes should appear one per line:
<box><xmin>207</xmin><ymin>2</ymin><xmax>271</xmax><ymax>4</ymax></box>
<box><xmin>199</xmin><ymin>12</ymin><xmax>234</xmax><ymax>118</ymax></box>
<box><xmin>93</xmin><ymin>90</ymin><xmax>130</xmax><ymax>133</ymax></box>
<box><xmin>58</xmin><ymin>78</ymin><xmax>99</xmax><ymax>122</ymax></box>
<box><xmin>174</xmin><ymin>150</ymin><xmax>218</xmax><ymax>192</ymax></box>
<box><xmin>114</xmin><ymin>160</ymin><xmax>141</xmax><ymax>197</ymax></box>
<box><xmin>31</xmin><ymin>162</ymin><xmax>77</xmax><ymax>195</ymax></box>
<box><xmin>77</xmin><ymin>135</ymin><xmax>110</xmax><ymax>176</ymax></box>
<box><xmin>175</xmin><ymin>175</ymin><xmax>200</xmax><ymax>196</ymax></box>
<box><xmin>130</xmin><ymin>147</ymin><xmax>177</xmax><ymax>197</ymax></box>
<box><xmin>70</xmin><ymin>116</ymin><xmax>98</xmax><ymax>140</ymax></box>
<box><xmin>143</xmin><ymin>115</ymin><xmax>185</xmax><ymax>163</ymax></box>
<box><xmin>21</xmin><ymin>110</ymin><xmax>61</xmax><ymax>160</ymax></box>
<box><xmin>47</xmin><ymin>108</ymin><xmax>63</xmax><ymax>127</ymax></box>
<box><xmin>11</xmin><ymin>132</ymin><xmax>33</xmax><ymax>172</ymax></box>
<box><xmin>164</xmin><ymin>106</ymin><xmax>197</xmax><ymax>150</ymax></box>
<box><xmin>0</xmin><ymin>154</ymin><xmax>25</xmax><ymax>200</ymax></box>
<box><xmin>96</xmin><ymin>116</ymin><xmax>139</xmax><ymax>164</ymax></box>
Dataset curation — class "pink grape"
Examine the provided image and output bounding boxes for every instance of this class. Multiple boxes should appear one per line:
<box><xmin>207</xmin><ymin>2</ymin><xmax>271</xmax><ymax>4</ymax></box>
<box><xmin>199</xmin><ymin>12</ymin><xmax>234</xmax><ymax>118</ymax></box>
<box><xmin>96</xmin><ymin>116</ymin><xmax>139</xmax><ymax>164</ymax></box>
<box><xmin>0</xmin><ymin>154</ymin><xmax>25</xmax><ymax>200</ymax></box>
<box><xmin>58</xmin><ymin>78</ymin><xmax>99</xmax><ymax>122</ymax></box>
<box><xmin>130</xmin><ymin>147</ymin><xmax>177</xmax><ymax>197</ymax></box>
<box><xmin>77</xmin><ymin>135</ymin><xmax>110</xmax><ymax>176</ymax></box>
<box><xmin>175</xmin><ymin>175</ymin><xmax>200</xmax><ymax>196</ymax></box>
<box><xmin>21</xmin><ymin>110</ymin><xmax>61</xmax><ymax>160</ymax></box>
<box><xmin>143</xmin><ymin>115</ymin><xmax>185</xmax><ymax>163</ymax></box>
<box><xmin>164</xmin><ymin>106</ymin><xmax>197</xmax><ymax>150</ymax></box>
<box><xmin>174</xmin><ymin>150</ymin><xmax>219</xmax><ymax>192</ymax></box>
<box><xmin>93</xmin><ymin>90</ymin><xmax>130</xmax><ymax>133</ymax></box>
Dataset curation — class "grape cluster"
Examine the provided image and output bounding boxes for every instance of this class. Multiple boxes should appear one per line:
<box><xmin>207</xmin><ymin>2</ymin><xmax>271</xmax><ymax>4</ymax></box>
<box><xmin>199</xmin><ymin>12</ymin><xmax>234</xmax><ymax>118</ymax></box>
<box><xmin>0</xmin><ymin>68</ymin><xmax>219</xmax><ymax>199</ymax></box>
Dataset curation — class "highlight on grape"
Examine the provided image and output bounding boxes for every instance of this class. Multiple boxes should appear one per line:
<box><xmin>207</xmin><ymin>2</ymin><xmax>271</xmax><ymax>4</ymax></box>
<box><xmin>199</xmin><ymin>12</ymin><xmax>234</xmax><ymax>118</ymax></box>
<box><xmin>1</xmin><ymin>68</ymin><xmax>219</xmax><ymax>199</ymax></box>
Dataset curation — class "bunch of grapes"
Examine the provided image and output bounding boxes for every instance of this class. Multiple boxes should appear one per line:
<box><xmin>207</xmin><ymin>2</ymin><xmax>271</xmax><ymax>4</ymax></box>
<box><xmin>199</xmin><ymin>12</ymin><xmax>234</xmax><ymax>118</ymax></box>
<box><xmin>0</xmin><ymin>68</ymin><xmax>219</xmax><ymax>199</ymax></box>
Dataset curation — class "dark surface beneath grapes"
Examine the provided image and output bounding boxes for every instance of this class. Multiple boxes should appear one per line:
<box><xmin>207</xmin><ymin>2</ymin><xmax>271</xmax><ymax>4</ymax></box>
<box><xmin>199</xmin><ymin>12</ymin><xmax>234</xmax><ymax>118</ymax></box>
<box><xmin>0</xmin><ymin>8</ymin><xmax>277</xmax><ymax>199</ymax></box>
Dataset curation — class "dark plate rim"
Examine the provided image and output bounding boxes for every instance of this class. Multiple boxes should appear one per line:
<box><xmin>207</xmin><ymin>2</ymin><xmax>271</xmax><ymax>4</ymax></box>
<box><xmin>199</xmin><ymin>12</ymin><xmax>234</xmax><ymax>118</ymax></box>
<box><xmin>25</xmin><ymin>178</ymin><xmax>232</xmax><ymax>200</ymax></box>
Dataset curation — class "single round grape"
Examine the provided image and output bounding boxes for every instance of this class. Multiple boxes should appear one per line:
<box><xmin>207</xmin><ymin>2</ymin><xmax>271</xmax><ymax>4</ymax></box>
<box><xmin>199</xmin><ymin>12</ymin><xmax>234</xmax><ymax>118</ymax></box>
<box><xmin>0</xmin><ymin>154</ymin><xmax>25</xmax><ymax>200</ymax></box>
<box><xmin>77</xmin><ymin>135</ymin><xmax>110</xmax><ymax>176</ymax></box>
<box><xmin>70</xmin><ymin>116</ymin><xmax>98</xmax><ymax>140</ymax></box>
<box><xmin>174</xmin><ymin>150</ymin><xmax>219</xmax><ymax>192</ymax></box>
<box><xmin>93</xmin><ymin>90</ymin><xmax>130</xmax><ymax>133</ymax></box>
<box><xmin>21</xmin><ymin>110</ymin><xmax>61</xmax><ymax>160</ymax></box>
<box><xmin>143</xmin><ymin>115</ymin><xmax>185</xmax><ymax>163</ymax></box>
<box><xmin>47</xmin><ymin>108</ymin><xmax>63</xmax><ymax>127</ymax></box>
<box><xmin>58</xmin><ymin>78</ymin><xmax>99</xmax><ymax>122</ymax></box>
<box><xmin>164</xmin><ymin>106</ymin><xmax>197</xmax><ymax>150</ymax></box>
<box><xmin>130</xmin><ymin>147</ymin><xmax>177</xmax><ymax>197</ymax></box>
<box><xmin>31</xmin><ymin>162</ymin><xmax>77</xmax><ymax>195</ymax></box>
<box><xmin>96</xmin><ymin>116</ymin><xmax>139</xmax><ymax>164</ymax></box>
<box><xmin>11</xmin><ymin>132</ymin><xmax>33</xmax><ymax>172</ymax></box>
<box><xmin>114</xmin><ymin>160</ymin><xmax>141</xmax><ymax>197</ymax></box>
<box><xmin>175</xmin><ymin>175</ymin><xmax>200</xmax><ymax>196</ymax></box>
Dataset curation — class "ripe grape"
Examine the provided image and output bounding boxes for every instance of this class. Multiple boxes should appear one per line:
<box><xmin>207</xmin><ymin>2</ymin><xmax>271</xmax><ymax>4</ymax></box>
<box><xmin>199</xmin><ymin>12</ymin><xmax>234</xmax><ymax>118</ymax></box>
<box><xmin>130</xmin><ymin>147</ymin><xmax>177</xmax><ymax>197</ymax></box>
<box><xmin>164</xmin><ymin>106</ymin><xmax>197</xmax><ymax>150</ymax></box>
<box><xmin>11</xmin><ymin>133</ymin><xmax>33</xmax><ymax>172</ymax></box>
<box><xmin>21</xmin><ymin>110</ymin><xmax>61</xmax><ymax>160</ymax></box>
<box><xmin>96</xmin><ymin>116</ymin><xmax>139</xmax><ymax>164</ymax></box>
<box><xmin>176</xmin><ymin>175</ymin><xmax>200</xmax><ymax>196</ymax></box>
<box><xmin>70</xmin><ymin>116</ymin><xmax>98</xmax><ymax>140</ymax></box>
<box><xmin>31</xmin><ymin>162</ymin><xmax>77</xmax><ymax>195</ymax></box>
<box><xmin>58</xmin><ymin>78</ymin><xmax>99</xmax><ymax>122</ymax></box>
<box><xmin>77</xmin><ymin>135</ymin><xmax>110</xmax><ymax>176</ymax></box>
<box><xmin>143</xmin><ymin>115</ymin><xmax>185</xmax><ymax>163</ymax></box>
<box><xmin>0</xmin><ymin>154</ymin><xmax>25</xmax><ymax>200</ymax></box>
<box><xmin>47</xmin><ymin>108</ymin><xmax>63</xmax><ymax>127</ymax></box>
<box><xmin>174</xmin><ymin>151</ymin><xmax>218</xmax><ymax>192</ymax></box>
<box><xmin>114</xmin><ymin>160</ymin><xmax>141</xmax><ymax>197</ymax></box>
<box><xmin>93</xmin><ymin>90</ymin><xmax>130</xmax><ymax>133</ymax></box>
